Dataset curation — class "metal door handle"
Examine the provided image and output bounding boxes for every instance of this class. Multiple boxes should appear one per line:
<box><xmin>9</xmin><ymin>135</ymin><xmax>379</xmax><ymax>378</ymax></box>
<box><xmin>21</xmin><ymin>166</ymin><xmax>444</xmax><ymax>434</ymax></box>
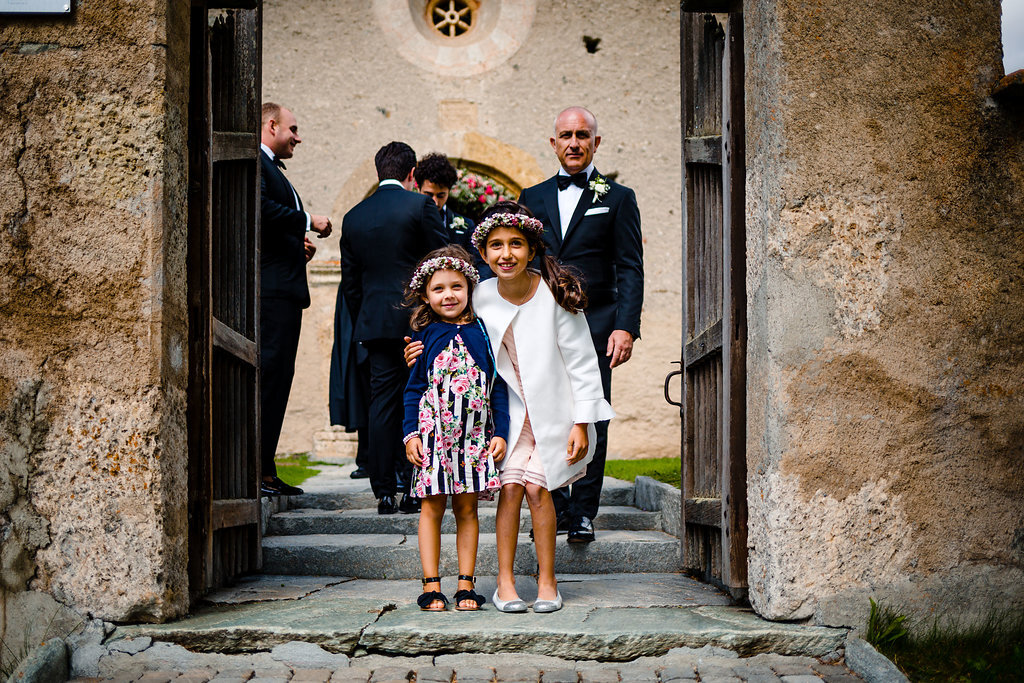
<box><xmin>664</xmin><ymin>361</ymin><xmax>682</xmax><ymax>407</ymax></box>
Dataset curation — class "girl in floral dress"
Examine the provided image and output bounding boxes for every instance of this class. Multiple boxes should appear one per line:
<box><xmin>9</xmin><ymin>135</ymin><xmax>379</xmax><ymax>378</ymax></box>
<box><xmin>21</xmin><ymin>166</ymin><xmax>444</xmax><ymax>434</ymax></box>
<box><xmin>402</xmin><ymin>245</ymin><xmax>510</xmax><ymax>611</ymax></box>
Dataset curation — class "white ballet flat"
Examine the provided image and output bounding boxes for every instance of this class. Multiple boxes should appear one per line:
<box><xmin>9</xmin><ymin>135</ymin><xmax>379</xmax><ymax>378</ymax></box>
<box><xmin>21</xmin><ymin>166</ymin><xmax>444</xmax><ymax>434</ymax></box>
<box><xmin>492</xmin><ymin>588</ymin><xmax>528</xmax><ymax>613</ymax></box>
<box><xmin>533</xmin><ymin>591</ymin><xmax>563</xmax><ymax>613</ymax></box>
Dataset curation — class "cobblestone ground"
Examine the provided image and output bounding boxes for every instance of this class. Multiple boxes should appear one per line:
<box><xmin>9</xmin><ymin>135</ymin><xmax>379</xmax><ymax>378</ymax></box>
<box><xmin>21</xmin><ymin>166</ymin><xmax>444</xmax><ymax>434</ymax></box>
<box><xmin>69</xmin><ymin>649</ymin><xmax>862</xmax><ymax>683</ymax></box>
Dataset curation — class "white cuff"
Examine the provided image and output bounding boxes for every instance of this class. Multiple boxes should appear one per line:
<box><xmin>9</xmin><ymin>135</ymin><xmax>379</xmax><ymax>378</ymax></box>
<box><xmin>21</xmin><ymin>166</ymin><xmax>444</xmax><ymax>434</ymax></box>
<box><xmin>573</xmin><ymin>398</ymin><xmax>616</xmax><ymax>425</ymax></box>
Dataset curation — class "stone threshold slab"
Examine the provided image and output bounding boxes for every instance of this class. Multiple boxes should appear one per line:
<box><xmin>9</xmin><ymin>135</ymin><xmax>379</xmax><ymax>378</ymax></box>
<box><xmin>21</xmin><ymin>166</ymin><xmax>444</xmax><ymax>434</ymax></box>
<box><xmin>112</xmin><ymin>576</ymin><xmax>843</xmax><ymax>661</ymax></box>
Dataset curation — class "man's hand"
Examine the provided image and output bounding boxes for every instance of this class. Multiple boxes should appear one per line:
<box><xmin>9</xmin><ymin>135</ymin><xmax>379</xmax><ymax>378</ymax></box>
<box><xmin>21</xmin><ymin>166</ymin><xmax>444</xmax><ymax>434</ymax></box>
<box><xmin>403</xmin><ymin>336</ymin><xmax>424</xmax><ymax>368</ymax></box>
<box><xmin>606</xmin><ymin>329</ymin><xmax>634</xmax><ymax>368</ymax></box>
<box><xmin>566</xmin><ymin>423</ymin><xmax>589</xmax><ymax>465</ymax></box>
<box><xmin>311</xmin><ymin>214</ymin><xmax>332</xmax><ymax>238</ymax></box>
<box><xmin>406</xmin><ymin>436</ymin><xmax>424</xmax><ymax>467</ymax></box>
<box><xmin>304</xmin><ymin>236</ymin><xmax>316</xmax><ymax>262</ymax></box>
<box><xmin>488</xmin><ymin>436</ymin><xmax>507</xmax><ymax>463</ymax></box>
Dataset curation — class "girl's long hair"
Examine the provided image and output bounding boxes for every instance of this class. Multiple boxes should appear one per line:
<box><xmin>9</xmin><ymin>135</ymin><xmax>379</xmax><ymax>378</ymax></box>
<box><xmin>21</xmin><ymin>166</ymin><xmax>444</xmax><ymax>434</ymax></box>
<box><xmin>479</xmin><ymin>200</ymin><xmax>587</xmax><ymax>314</ymax></box>
<box><xmin>403</xmin><ymin>244</ymin><xmax>479</xmax><ymax>331</ymax></box>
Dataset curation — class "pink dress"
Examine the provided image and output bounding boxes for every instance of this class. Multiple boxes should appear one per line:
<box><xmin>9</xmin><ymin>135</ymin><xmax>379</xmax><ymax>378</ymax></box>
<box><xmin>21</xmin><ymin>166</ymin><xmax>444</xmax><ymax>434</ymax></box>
<box><xmin>498</xmin><ymin>326</ymin><xmax>584</xmax><ymax>490</ymax></box>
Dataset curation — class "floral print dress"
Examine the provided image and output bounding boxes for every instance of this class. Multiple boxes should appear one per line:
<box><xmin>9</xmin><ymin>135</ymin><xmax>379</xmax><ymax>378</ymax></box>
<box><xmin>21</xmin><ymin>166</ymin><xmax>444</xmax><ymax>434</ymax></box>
<box><xmin>412</xmin><ymin>333</ymin><xmax>502</xmax><ymax>499</ymax></box>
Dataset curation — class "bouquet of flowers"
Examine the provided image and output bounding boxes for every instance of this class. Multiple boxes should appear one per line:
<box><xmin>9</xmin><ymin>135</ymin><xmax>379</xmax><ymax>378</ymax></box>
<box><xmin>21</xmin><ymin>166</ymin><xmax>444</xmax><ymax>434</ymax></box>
<box><xmin>449</xmin><ymin>169</ymin><xmax>515</xmax><ymax>221</ymax></box>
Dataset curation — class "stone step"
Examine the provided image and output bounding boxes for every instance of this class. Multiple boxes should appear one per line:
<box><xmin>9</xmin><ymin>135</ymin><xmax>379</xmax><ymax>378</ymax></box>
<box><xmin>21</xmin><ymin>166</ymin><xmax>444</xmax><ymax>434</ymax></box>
<box><xmin>262</xmin><ymin>530</ymin><xmax>681</xmax><ymax>578</ymax></box>
<box><xmin>115</xmin><ymin>575</ymin><xmax>847</xmax><ymax>660</ymax></box>
<box><xmin>288</xmin><ymin>476</ymin><xmax>635</xmax><ymax>511</ymax></box>
<box><xmin>266</xmin><ymin>505</ymin><xmax>661</xmax><ymax>536</ymax></box>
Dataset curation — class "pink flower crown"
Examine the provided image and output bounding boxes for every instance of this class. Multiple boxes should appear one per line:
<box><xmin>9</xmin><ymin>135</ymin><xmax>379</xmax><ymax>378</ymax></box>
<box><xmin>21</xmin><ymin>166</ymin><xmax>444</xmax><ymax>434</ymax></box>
<box><xmin>409</xmin><ymin>255</ymin><xmax>480</xmax><ymax>292</ymax></box>
<box><xmin>470</xmin><ymin>212</ymin><xmax>545</xmax><ymax>251</ymax></box>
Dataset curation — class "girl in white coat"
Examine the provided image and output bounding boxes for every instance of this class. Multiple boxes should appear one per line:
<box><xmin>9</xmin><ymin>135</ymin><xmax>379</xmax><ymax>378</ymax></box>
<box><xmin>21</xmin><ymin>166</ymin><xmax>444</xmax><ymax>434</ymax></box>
<box><xmin>470</xmin><ymin>202</ymin><xmax>615</xmax><ymax>613</ymax></box>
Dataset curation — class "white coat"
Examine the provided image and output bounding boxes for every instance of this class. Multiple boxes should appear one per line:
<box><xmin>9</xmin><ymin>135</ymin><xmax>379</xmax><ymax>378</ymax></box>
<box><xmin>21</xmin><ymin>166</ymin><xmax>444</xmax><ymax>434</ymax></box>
<box><xmin>473</xmin><ymin>276</ymin><xmax>615</xmax><ymax>490</ymax></box>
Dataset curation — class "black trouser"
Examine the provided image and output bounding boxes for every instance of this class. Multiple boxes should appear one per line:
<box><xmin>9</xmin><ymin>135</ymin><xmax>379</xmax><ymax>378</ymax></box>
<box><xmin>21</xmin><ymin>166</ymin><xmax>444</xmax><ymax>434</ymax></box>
<box><xmin>260</xmin><ymin>296</ymin><xmax>303</xmax><ymax>479</ymax></box>
<box><xmin>364</xmin><ymin>339</ymin><xmax>412</xmax><ymax>499</ymax></box>
<box><xmin>552</xmin><ymin>346</ymin><xmax>612</xmax><ymax>521</ymax></box>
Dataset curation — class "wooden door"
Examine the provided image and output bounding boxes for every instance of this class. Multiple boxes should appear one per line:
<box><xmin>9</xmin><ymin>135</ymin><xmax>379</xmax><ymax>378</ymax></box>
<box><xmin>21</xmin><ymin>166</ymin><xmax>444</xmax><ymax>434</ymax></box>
<box><xmin>675</xmin><ymin>3</ymin><xmax>747</xmax><ymax>598</ymax></box>
<box><xmin>187</xmin><ymin>0</ymin><xmax>263</xmax><ymax>600</ymax></box>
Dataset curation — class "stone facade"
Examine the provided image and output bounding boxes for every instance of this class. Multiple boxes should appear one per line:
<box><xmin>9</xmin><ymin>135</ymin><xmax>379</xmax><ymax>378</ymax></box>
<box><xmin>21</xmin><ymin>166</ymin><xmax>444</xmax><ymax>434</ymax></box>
<box><xmin>262</xmin><ymin>0</ymin><xmax>685</xmax><ymax>461</ymax></box>
<box><xmin>744</xmin><ymin>0</ymin><xmax>1024</xmax><ymax>625</ymax></box>
<box><xmin>0</xmin><ymin>0</ymin><xmax>190</xmax><ymax>642</ymax></box>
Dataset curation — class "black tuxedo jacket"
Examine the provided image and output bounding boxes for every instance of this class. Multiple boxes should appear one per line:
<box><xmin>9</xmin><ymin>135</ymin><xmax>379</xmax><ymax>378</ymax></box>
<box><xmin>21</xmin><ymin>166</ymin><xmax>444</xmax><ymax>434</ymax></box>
<box><xmin>340</xmin><ymin>184</ymin><xmax>449</xmax><ymax>342</ymax></box>
<box><xmin>260</xmin><ymin>151</ymin><xmax>310</xmax><ymax>307</ymax></box>
<box><xmin>519</xmin><ymin>170</ymin><xmax>643</xmax><ymax>341</ymax></box>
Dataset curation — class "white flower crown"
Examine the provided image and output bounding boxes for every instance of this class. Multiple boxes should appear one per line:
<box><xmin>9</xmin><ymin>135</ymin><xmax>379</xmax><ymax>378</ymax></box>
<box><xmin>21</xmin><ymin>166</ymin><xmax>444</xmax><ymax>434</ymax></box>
<box><xmin>409</xmin><ymin>255</ymin><xmax>480</xmax><ymax>292</ymax></box>
<box><xmin>470</xmin><ymin>212</ymin><xmax>545</xmax><ymax>250</ymax></box>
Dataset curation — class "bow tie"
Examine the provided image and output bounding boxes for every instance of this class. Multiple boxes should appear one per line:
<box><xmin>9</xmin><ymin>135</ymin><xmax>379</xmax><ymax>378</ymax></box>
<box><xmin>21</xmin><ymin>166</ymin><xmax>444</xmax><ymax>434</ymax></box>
<box><xmin>273</xmin><ymin>157</ymin><xmax>286</xmax><ymax>170</ymax></box>
<box><xmin>556</xmin><ymin>172</ymin><xmax>588</xmax><ymax>191</ymax></box>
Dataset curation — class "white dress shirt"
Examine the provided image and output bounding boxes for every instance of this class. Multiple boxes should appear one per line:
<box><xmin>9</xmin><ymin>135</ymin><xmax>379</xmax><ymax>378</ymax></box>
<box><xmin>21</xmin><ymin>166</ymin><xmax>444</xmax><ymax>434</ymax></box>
<box><xmin>556</xmin><ymin>162</ymin><xmax>595</xmax><ymax>238</ymax></box>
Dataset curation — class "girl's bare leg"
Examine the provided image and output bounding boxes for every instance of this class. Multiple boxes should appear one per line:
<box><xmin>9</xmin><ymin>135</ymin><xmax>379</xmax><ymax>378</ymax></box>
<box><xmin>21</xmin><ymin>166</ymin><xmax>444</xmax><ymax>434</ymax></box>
<box><xmin>525</xmin><ymin>483</ymin><xmax>558</xmax><ymax>601</ymax></box>
<box><xmin>418</xmin><ymin>494</ymin><xmax>447</xmax><ymax>610</ymax></box>
<box><xmin>495</xmin><ymin>483</ymin><xmax>525</xmax><ymax>601</ymax></box>
<box><xmin>451</xmin><ymin>492</ymin><xmax>481</xmax><ymax>608</ymax></box>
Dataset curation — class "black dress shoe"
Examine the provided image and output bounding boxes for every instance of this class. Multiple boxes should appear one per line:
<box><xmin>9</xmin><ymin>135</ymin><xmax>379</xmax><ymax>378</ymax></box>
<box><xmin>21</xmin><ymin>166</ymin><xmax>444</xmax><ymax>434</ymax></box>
<box><xmin>398</xmin><ymin>495</ymin><xmax>420</xmax><ymax>514</ymax></box>
<box><xmin>556</xmin><ymin>513</ymin><xmax>572</xmax><ymax>535</ymax></box>
<box><xmin>378</xmin><ymin>495</ymin><xmax>398</xmax><ymax>515</ymax></box>
<box><xmin>262</xmin><ymin>477</ymin><xmax>304</xmax><ymax>496</ymax></box>
<box><xmin>350</xmin><ymin>467</ymin><xmax>369</xmax><ymax>479</ymax></box>
<box><xmin>567</xmin><ymin>516</ymin><xmax>595</xmax><ymax>544</ymax></box>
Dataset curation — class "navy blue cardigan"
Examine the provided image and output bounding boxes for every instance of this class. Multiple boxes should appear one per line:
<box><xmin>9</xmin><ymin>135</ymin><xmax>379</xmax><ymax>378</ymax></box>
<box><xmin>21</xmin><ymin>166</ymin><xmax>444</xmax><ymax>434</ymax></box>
<box><xmin>402</xmin><ymin>320</ymin><xmax>510</xmax><ymax>442</ymax></box>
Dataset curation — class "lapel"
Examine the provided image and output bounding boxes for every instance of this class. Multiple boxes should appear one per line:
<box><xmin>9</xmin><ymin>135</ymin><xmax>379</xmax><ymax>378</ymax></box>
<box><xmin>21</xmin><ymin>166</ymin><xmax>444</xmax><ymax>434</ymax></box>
<box><xmin>264</xmin><ymin>151</ymin><xmax>303</xmax><ymax>211</ymax></box>
<box><xmin>541</xmin><ymin>177</ymin><xmax>562</xmax><ymax>251</ymax></box>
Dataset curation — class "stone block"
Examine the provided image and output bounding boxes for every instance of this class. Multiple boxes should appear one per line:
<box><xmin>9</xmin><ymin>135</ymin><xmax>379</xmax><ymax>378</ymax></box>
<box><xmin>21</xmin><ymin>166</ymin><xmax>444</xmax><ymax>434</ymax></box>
<box><xmin>843</xmin><ymin>637</ymin><xmax>907</xmax><ymax>683</ymax></box>
<box><xmin>4</xmin><ymin>638</ymin><xmax>68</xmax><ymax>683</ymax></box>
<box><xmin>742</xmin><ymin>676</ymin><xmax>781</xmax><ymax>683</ymax></box>
<box><xmin>271</xmin><ymin>642</ymin><xmax>348</xmax><ymax>671</ymax></box>
<box><xmin>108</xmin><ymin>638</ymin><xmax>153</xmax><ymax>656</ymax></box>
<box><xmin>413</xmin><ymin>667</ymin><xmax>452</xmax><ymax>683</ymax></box>
<box><xmin>211</xmin><ymin>670</ymin><xmax>254</xmax><ymax>682</ymax></box>
<box><xmin>137</xmin><ymin>672</ymin><xmax>178</xmax><ymax>683</ymax></box>
<box><xmin>656</xmin><ymin>664</ymin><xmax>695</xmax><ymax>681</ymax></box>
<box><xmin>291</xmin><ymin>670</ymin><xmax>333</xmax><ymax>683</ymax></box>
<box><xmin>777</xmin><ymin>676</ymin><xmax>822</xmax><ymax>683</ymax></box>
<box><xmin>539</xmin><ymin>671</ymin><xmax>576</xmax><ymax>683</ymax></box>
<box><xmin>331</xmin><ymin>668</ymin><xmax>370</xmax><ymax>683</ymax></box>
<box><xmin>452</xmin><ymin>666</ymin><xmax>493</xmax><ymax>683</ymax></box>
<box><xmin>576</xmin><ymin>670</ymin><xmax>618</xmax><ymax>683</ymax></box>
<box><xmin>369</xmin><ymin>667</ymin><xmax>412</xmax><ymax>682</ymax></box>
<box><xmin>492</xmin><ymin>667</ymin><xmax>539</xmax><ymax>682</ymax></box>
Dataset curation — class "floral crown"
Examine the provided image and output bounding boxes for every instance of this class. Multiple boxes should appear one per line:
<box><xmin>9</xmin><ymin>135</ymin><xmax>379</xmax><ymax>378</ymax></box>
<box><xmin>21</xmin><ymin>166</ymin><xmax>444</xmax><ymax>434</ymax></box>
<box><xmin>470</xmin><ymin>212</ymin><xmax>545</xmax><ymax>250</ymax></box>
<box><xmin>409</xmin><ymin>255</ymin><xmax>480</xmax><ymax>292</ymax></box>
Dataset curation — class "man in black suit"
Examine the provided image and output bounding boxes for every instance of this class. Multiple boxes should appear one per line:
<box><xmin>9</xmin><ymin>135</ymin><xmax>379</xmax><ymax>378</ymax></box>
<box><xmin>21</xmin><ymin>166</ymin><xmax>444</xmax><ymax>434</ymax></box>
<box><xmin>518</xmin><ymin>106</ymin><xmax>644</xmax><ymax>543</ymax></box>
<box><xmin>259</xmin><ymin>102</ymin><xmax>332</xmax><ymax>496</ymax></box>
<box><xmin>340</xmin><ymin>142</ymin><xmax>448</xmax><ymax>514</ymax></box>
<box><xmin>414</xmin><ymin>153</ymin><xmax>491</xmax><ymax>279</ymax></box>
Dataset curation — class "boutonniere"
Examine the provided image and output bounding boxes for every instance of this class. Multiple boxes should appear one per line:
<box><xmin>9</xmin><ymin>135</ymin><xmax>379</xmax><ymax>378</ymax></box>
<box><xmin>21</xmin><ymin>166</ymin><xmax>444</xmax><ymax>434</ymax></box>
<box><xmin>589</xmin><ymin>175</ymin><xmax>610</xmax><ymax>203</ymax></box>
<box><xmin>451</xmin><ymin>215</ymin><xmax>468</xmax><ymax>234</ymax></box>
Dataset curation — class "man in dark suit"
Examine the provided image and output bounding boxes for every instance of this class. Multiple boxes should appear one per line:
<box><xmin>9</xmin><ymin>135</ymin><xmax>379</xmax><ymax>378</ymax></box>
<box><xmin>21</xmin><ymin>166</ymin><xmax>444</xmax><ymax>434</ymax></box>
<box><xmin>340</xmin><ymin>142</ymin><xmax>448</xmax><ymax>514</ymax></box>
<box><xmin>259</xmin><ymin>102</ymin><xmax>332</xmax><ymax>496</ymax></box>
<box><xmin>518</xmin><ymin>106</ymin><xmax>644</xmax><ymax>543</ymax></box>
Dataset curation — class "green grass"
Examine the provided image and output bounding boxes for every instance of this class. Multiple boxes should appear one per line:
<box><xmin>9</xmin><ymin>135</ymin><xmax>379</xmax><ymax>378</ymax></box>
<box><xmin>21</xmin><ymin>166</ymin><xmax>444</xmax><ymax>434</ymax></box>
<box><xmin>274</xmin><ymin>452</ymin><xmax>332</xmax><ymax>487</ymax></box>
<box><xmin>868</xmin><ymin>601</ymin><xmax>1024</xmax><ymax>682</ymax></box>
<box><xmin>604</xmin><ymin>457</ymin><xmax>681</xmax><ymax>488</ymax></box>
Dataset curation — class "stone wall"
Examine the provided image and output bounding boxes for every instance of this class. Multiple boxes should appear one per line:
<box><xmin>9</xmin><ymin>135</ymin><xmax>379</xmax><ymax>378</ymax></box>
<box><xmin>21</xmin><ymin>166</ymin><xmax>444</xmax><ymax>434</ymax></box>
<box><xmin>745</xmin><ymin>0</ymin><xmax>1024</xmax><ymax>626</ymax></box>
<box><xmin>0</xmin><ymin>0</ymin><xmax>190</xmax><ymax>639</ymax></box>
<box><xmin>262</xmin><ymin>0</ymin><xmax>684</xmax><ymax>460</ymax></box>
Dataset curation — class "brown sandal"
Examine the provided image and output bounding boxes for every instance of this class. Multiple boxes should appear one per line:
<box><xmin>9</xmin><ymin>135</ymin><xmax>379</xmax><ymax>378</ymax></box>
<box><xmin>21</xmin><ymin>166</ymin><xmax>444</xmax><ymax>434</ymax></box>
<box><xmin>417</xmin><ymin>577</ymin><xmax>448</xmax><ymax>611</ymax></box>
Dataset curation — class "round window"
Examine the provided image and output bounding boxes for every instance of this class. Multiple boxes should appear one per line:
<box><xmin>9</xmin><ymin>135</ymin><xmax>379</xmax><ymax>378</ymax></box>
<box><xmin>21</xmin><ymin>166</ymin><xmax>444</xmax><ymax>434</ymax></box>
<box><xmin>426</xmin><ymin>0</ymin><xmax>478</xmax><ymax>38</ymax></box>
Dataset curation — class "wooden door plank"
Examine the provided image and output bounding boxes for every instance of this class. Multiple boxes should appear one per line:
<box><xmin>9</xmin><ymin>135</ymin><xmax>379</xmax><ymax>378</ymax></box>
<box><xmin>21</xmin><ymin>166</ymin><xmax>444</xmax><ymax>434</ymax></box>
<box><xmin>211</xmin><ymin>498</ymin><xmax>259</xmax><ymax>530</ymax></box>
<box><xmin>720</xmin><ymin>10</ymin><xmax>748</xmax><ymax>594</ymax></box>
<box><xmin>212</xmin><ymin>317</ymin><xmax>258</xmax><ymax>365</ymax></box>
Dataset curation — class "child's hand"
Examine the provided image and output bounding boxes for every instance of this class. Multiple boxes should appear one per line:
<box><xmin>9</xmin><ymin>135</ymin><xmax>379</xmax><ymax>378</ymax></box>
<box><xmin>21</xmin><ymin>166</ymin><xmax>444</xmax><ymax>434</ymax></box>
<box><xmin>406</xmin><ymin>436</ymin><xmax>424</xmax><ymax>467</ymax></box>
<box><xmin>567</xmin><ymin>424</ymin><xmax>589</xmax><ymax>465</ymax></box>
<box><xmin>403</xmin><ymin>336</ymin><xmax>424</xmax><ymax>368</ymax></box>
<box><xmin>488</xmin><ymin>436</ymin><xmax>507</xmax><ymax>462</ymax></box>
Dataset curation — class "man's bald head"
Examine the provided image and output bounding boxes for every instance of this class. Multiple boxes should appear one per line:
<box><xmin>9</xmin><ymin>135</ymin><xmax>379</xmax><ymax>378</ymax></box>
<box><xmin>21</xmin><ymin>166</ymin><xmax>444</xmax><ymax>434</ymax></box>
<box><xmin>551</xmin><ymin>106</ymin><xmax>601</xmax><ymax>175</ymax></box>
